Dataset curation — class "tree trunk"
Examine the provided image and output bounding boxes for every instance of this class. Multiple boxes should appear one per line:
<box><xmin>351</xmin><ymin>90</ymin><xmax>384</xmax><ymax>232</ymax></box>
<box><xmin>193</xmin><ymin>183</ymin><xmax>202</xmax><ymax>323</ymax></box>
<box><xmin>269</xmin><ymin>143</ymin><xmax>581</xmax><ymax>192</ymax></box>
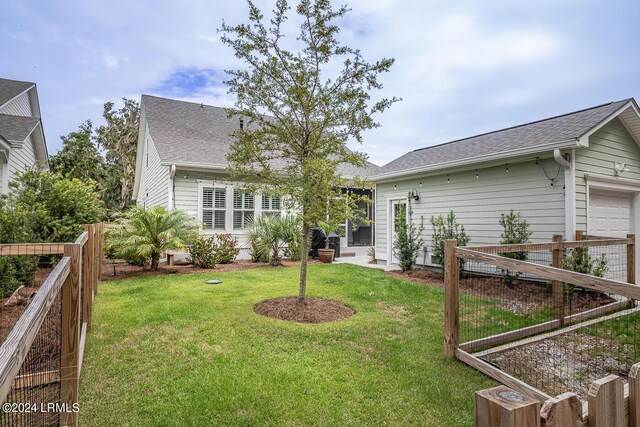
<box><xmin>298</xmin><ymin>222</ymin><xmax>309</xmax><ymax>301</ymax></box>
<box><xmin>151</xmin><ymin>253</ymin><xmax>160</xmax><ymax>271</ymax></box>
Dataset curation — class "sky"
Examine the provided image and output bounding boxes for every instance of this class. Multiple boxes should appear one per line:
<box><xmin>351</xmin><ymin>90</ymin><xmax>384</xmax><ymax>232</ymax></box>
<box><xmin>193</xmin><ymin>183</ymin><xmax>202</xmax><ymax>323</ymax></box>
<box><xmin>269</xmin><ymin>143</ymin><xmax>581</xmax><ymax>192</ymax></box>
<box><xmin>1</xmin><ymin>0</ymin><xmax>639</xmax><ymax>166</ymax></box>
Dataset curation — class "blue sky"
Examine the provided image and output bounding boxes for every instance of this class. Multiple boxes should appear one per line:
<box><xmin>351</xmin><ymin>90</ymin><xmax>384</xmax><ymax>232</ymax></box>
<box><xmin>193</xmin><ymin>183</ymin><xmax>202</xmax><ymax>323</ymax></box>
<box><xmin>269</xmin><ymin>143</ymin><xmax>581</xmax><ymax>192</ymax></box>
<box><xmin>1</xmin><ymin>0</ymin><xmax>639</xmax><ymax>165</ymax></box>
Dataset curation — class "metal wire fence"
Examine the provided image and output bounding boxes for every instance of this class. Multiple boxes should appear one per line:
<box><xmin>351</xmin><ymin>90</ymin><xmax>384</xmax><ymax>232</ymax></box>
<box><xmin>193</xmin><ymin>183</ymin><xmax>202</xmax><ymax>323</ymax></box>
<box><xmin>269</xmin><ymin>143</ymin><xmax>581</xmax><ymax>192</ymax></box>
<box><xmin>446</xmin><ymin>234</ymin><xmax>638</xmax><ymax>402</ymax></box>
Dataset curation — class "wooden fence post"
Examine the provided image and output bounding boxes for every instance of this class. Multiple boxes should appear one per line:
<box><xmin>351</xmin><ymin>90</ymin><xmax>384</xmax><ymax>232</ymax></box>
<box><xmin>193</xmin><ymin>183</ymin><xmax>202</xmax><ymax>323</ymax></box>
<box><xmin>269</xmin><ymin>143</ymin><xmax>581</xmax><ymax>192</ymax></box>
<box><xmin>627</xmin><ymin>233</ymin><xmax>635</xmax><ymax>285</ymax></box>
<box><xmin>552</xmin><ymin>234</ymin><xmax>564</xmax><ymax>325</ymax></box>
<box><xmin>61</xmin><ymin>243</ymin><xmax>82</xmax><ymax>427</ymax></box>
<box><xmin>587</xmin><ymin>374</ymin><xmax>624</xmax><ymax>427</ymax></box>
<box><xmin>630</xmin><ymin>363</ymin><xmax>640</xmax><ymax>427</ymax></box>
<box><xmin>540</xmin><ymin>392</ymin><xmax>582</xmax><ymax>427</ymax></box>
<box><xmin>83</xmin><ymin>225</ymin><xmax>94</xmax><ymax>332</ymax></box>
<box><xmin>444</xmin><ymin>239</ymin><xmax>459</xmax><ymax>358</ymax></box>
<box><xmin>474</xmin><ymin>385</ymin><xmax>540</xmax><ymax>427</ymax></box>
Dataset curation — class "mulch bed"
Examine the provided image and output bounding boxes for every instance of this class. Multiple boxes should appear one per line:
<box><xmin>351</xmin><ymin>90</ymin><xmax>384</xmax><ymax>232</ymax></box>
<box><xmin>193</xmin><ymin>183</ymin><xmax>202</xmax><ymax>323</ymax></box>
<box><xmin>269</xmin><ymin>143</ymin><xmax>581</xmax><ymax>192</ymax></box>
<box><xmin>101</xmin><ymin>259</ymin><xmax>311</xmax><ymax>281</ymax></box>
<box><xmin>254</xmin><ymin>296</ymin><xmax>355</xmax><ymax>323</ymax></box>
<box><xmin>388</xmin><ymin>268</ymin><xmax>614</xmax><ymax>314</ymax></box>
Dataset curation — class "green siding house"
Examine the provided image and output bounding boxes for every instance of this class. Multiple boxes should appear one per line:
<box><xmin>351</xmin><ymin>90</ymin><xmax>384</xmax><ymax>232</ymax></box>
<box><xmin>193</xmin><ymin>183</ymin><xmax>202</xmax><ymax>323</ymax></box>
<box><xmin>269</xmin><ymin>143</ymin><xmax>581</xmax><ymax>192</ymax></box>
<box><xmin>371</xmin><ymin>99</ymin><xmax>640</xmax><ymax>273</ymax></box>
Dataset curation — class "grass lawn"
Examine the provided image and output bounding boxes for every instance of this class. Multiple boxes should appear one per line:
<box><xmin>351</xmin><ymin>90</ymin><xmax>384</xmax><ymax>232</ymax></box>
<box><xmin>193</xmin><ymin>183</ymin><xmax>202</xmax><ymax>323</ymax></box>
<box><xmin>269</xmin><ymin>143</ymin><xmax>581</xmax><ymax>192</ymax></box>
<box><xmin>79</xmin><ymin>263</ymin><xmax>496</xmax><ymax>426</ymax></box>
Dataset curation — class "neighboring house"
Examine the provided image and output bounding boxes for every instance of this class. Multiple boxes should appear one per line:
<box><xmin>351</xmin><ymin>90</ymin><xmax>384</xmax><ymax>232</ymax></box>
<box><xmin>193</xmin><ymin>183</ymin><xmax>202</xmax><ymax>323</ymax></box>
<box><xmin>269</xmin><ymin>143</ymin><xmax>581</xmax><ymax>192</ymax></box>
<box><xmin>371</xmin><ymin>98</ymin><xmax>640</xmax><ymax>272</ymax></box>
<box><xmin>132</xmin><ymin>95</ymin><xmax>379</xmax><ymax>257</ymax></box>
<box><xmin>0</xmin><ymin>78</ymin><xmax>49</xmax><ymax>194</ymax></box>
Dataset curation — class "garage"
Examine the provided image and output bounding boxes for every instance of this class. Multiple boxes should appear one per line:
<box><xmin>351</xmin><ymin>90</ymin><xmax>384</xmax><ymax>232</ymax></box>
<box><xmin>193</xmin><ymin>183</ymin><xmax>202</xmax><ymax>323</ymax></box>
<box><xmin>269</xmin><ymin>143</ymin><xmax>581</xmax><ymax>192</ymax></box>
<box><xmin>588</xmin><ymin>190</ymin><xmax>632</xmax><ymax>238</ymax></box>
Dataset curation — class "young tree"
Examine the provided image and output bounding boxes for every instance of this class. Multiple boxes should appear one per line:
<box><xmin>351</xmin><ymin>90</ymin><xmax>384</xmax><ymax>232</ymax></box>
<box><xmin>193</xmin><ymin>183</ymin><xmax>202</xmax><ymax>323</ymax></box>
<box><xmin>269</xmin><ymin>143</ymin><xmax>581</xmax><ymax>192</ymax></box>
<box><xmin>498</xmin><ymin>210</ymin><xmax>533</xmax><ymax>286</ymax></box>
<box><xmin>220</xmin><ymin>0</ymin><xmax>397</xmax><ymax>300</ymax></box>
<box><xmin>95</xmin><ymin>98</ymin><xmax>140</xmax><ymax>210</ymax></box>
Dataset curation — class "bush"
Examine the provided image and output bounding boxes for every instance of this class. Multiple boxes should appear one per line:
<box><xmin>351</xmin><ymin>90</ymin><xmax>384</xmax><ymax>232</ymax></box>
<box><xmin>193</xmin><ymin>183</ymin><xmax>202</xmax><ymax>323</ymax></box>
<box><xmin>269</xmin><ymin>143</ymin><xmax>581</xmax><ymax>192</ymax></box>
<box><xmin>563</xmin><ymin>248</ymin><xmax>608</xmax><ymax>277</ymax></box>
<box><xmin>105</xmin><ymin>206</ymin><xmax>197</xmax><ymax>270</ymax></box>
<box><xmin>430</xmin><ymin>211</ymin><xmax>470</xmax><ymax>273</ymax></box>
<box><xmin>498</xmin><ymin>210</ymin><xmax>533</xmax><ymax>286</ymax></box>
<box><xmin>245</xmin><ymin>215</ymin><xmax>302</xmax><ymax>265</ymax></box>
<box><xmin>189</xmin><ymin>236</ymin><xmax>217</xmax><ymax>268</ymax></box>
<box><xmin>213</xmin><ymin>234</ymin><xmax>240</xmax><ymax>264</ymax></box>
<box><xmin>392</xmin><ymin>198</ymin><xmax>424</xmax><ymax>272</ymax></box>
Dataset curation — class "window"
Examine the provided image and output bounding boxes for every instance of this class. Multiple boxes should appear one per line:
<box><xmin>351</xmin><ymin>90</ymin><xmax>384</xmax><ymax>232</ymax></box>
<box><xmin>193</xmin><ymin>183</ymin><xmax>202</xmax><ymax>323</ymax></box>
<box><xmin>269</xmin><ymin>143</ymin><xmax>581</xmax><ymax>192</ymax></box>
<box><xmin>233</xmin><ymin>189</ymin><xmax>254</xmax><ymax>229</ymax></box>
<box><xmin>261</xmin><ymin>194</ymin><xmax>282</xmax><ymax>218</ymax></box>
<box><xmin>202</xmin><ymin>187</ymin><xmax>226</xmax><ymax>230</ymax></box>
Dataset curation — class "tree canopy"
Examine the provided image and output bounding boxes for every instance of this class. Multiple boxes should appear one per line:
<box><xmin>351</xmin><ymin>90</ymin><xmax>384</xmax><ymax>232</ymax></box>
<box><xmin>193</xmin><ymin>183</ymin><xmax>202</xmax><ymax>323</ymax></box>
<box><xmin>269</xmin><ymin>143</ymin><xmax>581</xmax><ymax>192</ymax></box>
<box><xmin>49</xmin><ymin>99</ymin><xmax>139</xmax><ymax>214</ymax></box>
<box><xmin>220</xmin><ymin>0</ymin><xmax>397</xmax><ymax>299</ymax></box>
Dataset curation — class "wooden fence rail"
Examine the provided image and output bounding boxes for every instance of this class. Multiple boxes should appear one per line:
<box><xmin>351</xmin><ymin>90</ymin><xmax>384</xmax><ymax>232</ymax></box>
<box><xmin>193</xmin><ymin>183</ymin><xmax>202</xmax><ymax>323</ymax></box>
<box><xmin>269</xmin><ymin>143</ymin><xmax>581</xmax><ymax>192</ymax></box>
<box><xmin>0</xmin><ymin>223</ymin><xmax>104</xmax><ymax>427</ymax></box>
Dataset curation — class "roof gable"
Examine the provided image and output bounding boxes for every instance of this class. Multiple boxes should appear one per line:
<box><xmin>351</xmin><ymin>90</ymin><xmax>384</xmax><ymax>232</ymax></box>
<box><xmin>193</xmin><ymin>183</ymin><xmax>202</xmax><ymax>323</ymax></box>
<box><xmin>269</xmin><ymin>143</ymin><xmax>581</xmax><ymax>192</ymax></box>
<box><xmin>0</xmin><ymin>78</ymin><xmax>34</xmax><ymax>109</ymax></box>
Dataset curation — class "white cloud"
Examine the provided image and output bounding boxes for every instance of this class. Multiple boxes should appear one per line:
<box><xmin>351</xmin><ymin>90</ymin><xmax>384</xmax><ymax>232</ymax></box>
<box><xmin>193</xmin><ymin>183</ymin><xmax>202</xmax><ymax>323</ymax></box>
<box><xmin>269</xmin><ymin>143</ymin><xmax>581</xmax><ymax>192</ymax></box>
<box><xmin>1</xmin><ymin>0</ymin><xmax>638</xmax><ymax>166</ymax></box>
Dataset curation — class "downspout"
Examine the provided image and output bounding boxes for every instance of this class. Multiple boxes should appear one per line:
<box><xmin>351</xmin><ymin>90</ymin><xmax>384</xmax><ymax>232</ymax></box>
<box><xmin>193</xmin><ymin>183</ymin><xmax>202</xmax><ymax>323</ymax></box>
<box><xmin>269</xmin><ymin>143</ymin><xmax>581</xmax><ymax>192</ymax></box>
<box><xmin>168</xmin><ymin>165</ymin><xmax>176</xmax><ymax>210</ymax></box>
<box><xmin>554</xmin><ymin>149</ymin><xmax>575</xmax><ymax>239</ymax></box>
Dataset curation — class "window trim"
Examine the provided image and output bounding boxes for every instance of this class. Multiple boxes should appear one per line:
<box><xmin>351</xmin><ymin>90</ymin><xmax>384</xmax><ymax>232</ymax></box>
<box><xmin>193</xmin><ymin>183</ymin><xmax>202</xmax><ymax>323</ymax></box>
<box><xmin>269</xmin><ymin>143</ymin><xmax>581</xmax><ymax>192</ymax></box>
<box><xmin>197</xmin><ymin>181</ymin><xmax>285</xmax><ymax>233</ymax></box>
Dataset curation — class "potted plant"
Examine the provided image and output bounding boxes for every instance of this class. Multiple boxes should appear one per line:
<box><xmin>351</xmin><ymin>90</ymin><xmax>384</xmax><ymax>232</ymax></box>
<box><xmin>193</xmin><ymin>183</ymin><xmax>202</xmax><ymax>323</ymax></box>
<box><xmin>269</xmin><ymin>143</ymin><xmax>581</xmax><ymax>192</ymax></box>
<box><xmin>317</xmin><ymin>222</ymin><xmax>339</xmax><ymax>263</ymax></box>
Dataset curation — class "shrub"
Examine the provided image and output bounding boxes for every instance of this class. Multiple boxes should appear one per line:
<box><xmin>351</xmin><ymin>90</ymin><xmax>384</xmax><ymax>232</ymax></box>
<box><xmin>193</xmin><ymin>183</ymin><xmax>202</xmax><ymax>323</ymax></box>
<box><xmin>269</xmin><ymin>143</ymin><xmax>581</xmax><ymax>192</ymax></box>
<box><xmin>563</xmin><ymin>248</ymin><xmax>608</xmax><ymax>277</ymax></box>
<box><xmin>105</xmin><ymin>206</ymin><xmax>197</xmax><ymax>270</ymax></box>
<box><xmin>392</xmin><ymin>198</ymin><xmax>424</xmax><ymax>272</ymax></box>
<box><xmin>430</xmin><ymin>211</ymin><xmax>470</xmax><ymax>273</ymax></box>
<box><xmin>367</xmin><ymin>246</ymin><xmax>376</xmax><ymax>263</ymax></box>
<box><xmin>213</xmin><ymin>233</ymin><xmax>240</xmax><ymax>264</ymax></box>
<box><xmin>245</xmin><ymin>214</ymin><xmax>302</xmax><ymax>265</ymax></box>
<box><xmin>189</xmin><ymin>236</ymin><xmax>216</xmax><ymax>268</ymax></box>
<box><xmin>498</xmin><ymin>210</ymin><xmax>533</xmax><ymax>286</ymax></box>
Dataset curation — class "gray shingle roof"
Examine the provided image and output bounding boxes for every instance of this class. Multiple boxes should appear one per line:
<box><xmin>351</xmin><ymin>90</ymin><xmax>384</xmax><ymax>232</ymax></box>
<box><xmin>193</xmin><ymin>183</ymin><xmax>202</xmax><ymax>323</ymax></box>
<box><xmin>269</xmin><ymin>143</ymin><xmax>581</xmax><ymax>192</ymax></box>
<box><xmin>0</xmin><ymin>78</ymin><xmax>34</xmax><ymax>107</ymax></box>
<box><xmin>0</xmin><ymin>114</ymin><xmax>39</xmax><ymax>143</ymax></box>
<box><xmin>374</xmin><ymin>99</ymin><xmax>632</xmax><ymax>178</ymax></box>
<box><xmin>141</xmin><ymin>94</ymin><xmax>379</xmax><ymax>178</ymax></box>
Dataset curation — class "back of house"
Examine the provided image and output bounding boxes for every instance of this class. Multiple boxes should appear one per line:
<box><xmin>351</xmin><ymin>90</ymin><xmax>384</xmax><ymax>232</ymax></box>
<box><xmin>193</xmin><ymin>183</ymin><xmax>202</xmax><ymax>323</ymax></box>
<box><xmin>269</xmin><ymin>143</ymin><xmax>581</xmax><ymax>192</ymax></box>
<box><xmin>372</xmin><ymin>98</ymin><xmax>640</xmax><ymax>275</ymax></box>
<box><xmin>133</xmin><ymin>95</ymin><xmax>380</xmax><ymax>258</ymax></box>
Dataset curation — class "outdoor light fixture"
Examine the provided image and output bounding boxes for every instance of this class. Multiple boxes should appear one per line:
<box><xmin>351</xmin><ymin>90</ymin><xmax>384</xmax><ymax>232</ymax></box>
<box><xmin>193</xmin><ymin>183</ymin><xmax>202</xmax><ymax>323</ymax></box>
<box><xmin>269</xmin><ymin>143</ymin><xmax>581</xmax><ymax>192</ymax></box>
<box><xmin>419</xmin><ymin>182</ymin><xmax>422</xmax><ymax>187</ymax></box>
<box><xmin>447</xmin><ymin>174</ymin><xmax>450</xmax><ymax>184</ymax></box>
<box><xmin>394</xmin><ymin>185</ymin><xmax>397</xmax><ymax>190</ymax></box>
<box><xmin>506</xmin><ymin>164</ymin><xmax>509</xmax><ymax>173</ymax></box>
<box><xmin>475</xmin><ymin>170</ymin><xmax>479</xmax><ymax>179</ymax></box>
<box><xmin>411</xmin><ymin>189</ymin><xmax>420</xmax><ymax>201</ymax></box>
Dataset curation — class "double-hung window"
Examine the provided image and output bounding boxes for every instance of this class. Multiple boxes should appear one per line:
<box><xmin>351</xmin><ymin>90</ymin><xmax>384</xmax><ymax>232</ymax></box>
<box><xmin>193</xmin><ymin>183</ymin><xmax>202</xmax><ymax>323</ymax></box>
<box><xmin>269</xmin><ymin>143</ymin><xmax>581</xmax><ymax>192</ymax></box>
<box><xmin>202</xmin><ymin>187</ymin><xmax>226</xmax><ymax>230</ymax></box>
<box><xmin>233</xmin><ymin>189</ymin><xmax>255</xmax><ymax>229</ymax></box>
<box><xmin>261</xmin><ymin>195</ymin><xmax>282</xmax><ymax>218</ymax></box>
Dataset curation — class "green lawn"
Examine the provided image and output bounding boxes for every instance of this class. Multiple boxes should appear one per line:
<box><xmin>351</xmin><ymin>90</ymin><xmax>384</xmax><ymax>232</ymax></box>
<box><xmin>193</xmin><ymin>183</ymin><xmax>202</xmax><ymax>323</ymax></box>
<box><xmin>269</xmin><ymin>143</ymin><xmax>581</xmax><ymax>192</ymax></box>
<box><xmin>79</xmin><ymin>264</ymin><xmax>496</xmax><ymax>426</ymax></box>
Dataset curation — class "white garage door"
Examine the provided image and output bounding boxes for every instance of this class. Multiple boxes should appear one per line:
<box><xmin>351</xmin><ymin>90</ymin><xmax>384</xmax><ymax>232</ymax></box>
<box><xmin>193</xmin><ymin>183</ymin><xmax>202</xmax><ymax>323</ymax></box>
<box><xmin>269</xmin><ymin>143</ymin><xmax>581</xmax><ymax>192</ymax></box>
<box><xmin>588</xmin><ymin>190</ymin><xmax>631</xmax><ymax>237</ymax></box>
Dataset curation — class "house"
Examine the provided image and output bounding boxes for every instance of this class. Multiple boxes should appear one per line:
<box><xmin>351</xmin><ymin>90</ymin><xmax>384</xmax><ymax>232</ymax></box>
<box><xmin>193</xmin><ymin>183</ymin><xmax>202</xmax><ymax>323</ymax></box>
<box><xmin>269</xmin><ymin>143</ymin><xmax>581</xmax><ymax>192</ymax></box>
<box><xmin>132</xmin><ymin>95</ymin><xmax>379</xmax><ymax>257</ymax></box>
<box><xmin>0</xmin><ymin>78</ymin><xmax>49</xmax><ymax>193</ymax></box>
<box><xmin>371</xmin><ymin>98</ymin><xmax>640</xmax><ymax>272</ymax></box>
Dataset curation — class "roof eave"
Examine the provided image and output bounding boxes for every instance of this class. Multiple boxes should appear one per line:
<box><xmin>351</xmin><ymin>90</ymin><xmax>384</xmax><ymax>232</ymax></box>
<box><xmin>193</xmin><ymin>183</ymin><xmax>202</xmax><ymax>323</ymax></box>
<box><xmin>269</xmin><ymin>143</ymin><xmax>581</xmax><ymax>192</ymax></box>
<box><xmin>370</xmin><ymin>139</ymin><xmax>580</xmax><ymax>182</ymax></box>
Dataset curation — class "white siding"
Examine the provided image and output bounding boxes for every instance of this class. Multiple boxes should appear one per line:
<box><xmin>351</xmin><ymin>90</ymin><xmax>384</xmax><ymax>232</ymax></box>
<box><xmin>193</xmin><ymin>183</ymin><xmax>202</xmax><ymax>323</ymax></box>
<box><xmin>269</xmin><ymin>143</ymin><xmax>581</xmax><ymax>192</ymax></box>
<box><xmin>136</xmin><ymin>129</ymin><xmax>170</xmax><ymax>208</ymax></box>
<box><xmin>7</xmin><ymin>135</ymin><xmax>37</xmax><ymax>180</ymax></box>
<box><xmin>575</xmin><ymin>118</ymin><xmax>640</xmax><ymax>231</ymax></box>
<box><xmin>375</xmin><ymin>158</ymin><xmax>565</xmax><ymax>263</ymax></box>
<box><xmin>0</xmin><ymin>91</ymin><xmax>32</xmax><ymax>117</ymax></box>
<box><xmin>174</xmin><ymin>170</ymin><xmax>273</xmax><ymax>259</ymax></box>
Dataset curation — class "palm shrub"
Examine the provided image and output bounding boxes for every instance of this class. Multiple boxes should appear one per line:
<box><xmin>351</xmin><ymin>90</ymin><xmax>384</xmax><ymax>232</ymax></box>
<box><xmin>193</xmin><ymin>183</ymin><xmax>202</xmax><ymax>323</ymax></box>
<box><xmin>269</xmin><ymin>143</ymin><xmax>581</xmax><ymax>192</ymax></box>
<box><xmin>392</xmin><ymin>198</ymin><xmax>424</xmax><ymax>272</ymax></box>
<box><xmin>430</xmin><ymin>210</ymin><xmax>470</xmax><ymax>273</ymax></box>
<box><xmin>105</xmin><ymin>206</ymin><xmax>197</xmax><ymax>270</ymax></box>
<box><xmin>245</xmin><ymin>215</ymin><xmax>302</xmax><ymax>265</ymax></box>
<box><xmin>498</xmin><ymin>210</ymin><xmax>533</xmax><ymax>286</ymax></box>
